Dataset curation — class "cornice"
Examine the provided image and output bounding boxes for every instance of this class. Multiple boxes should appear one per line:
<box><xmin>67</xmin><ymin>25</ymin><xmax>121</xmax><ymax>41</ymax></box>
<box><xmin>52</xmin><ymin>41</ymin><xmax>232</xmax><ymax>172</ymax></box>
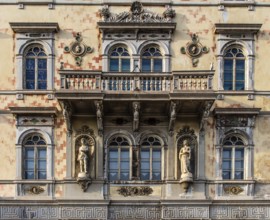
<box><xmin>9</xmin><ymin>107</ymin><xmax>58</xmax><ymax>115</ymax></box>
<box><xmin>10</xmin><ymin>22</ymin><xmax>60</xmax><ymax>33</ymax></box>
<box><xmin>214</xmin><ymin>23</ymin><xmax>262</xmax><ymax>34</ymax></box>
<box><xmin>214</xmin><ymin>107</ymin><xmax>261</xmax><ymax>115</ymax></box>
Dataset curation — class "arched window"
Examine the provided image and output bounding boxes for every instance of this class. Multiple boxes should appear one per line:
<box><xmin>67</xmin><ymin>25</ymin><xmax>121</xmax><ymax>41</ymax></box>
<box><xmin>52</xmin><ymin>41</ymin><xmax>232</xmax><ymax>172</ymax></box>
<box><xmin>23</xmin><ymin>134</ymin><xmax>47</xmax><ymax>179</ymax></box>
<box><xmin>141</xmin><ymin>46</ymin><xmax>163</xmax><ymax>72</ymax></box>
<box><xmin>108</xmin><ymin>136</ymin><xmax>130</xmax><ymax>180</ymax></box>
<box><xmin>109</xmin><ymin>46</ymin><xmax>130</xmax><ymax>72</ymax></box>
<box><xmin>222</xmin><ymin>135</ymin><xmax>245</xmax><ymax>180</ymax></box>
<box><xmin>140</xmin><ymin>136</ymin><xmax>161</xmax><ymax>180</ymax></box>
<box><xmin>24</xmin><ymin>45</ymin><xmax>47</xmax><ymax>90</ymax></box>
<box><xmin>223</xmin><ymin>47</ymin><xmax>245</xmax><ymax>90</ymax></box>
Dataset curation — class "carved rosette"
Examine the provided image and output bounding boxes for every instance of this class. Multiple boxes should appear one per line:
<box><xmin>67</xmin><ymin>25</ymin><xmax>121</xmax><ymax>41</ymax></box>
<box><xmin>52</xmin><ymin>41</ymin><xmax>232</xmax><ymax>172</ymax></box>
<box><xmin>224</xmin><ymin>186</ymin><xmax>244</xmax><ymax>195</ymax></box>
<box><xmin>64</xmin><ymin>33</ymin><xmax>93</xmax><ymax>66</ymax></box>
<box><xmin>181</xmin><ymin>34</ymin><xmax>209</xmax><ymax>67</ymax></box>
<box><xmin>117</xmin><ymin>186</ymin><xmax>153</xmax><ymax>197</ymax></box>
<box><xmin>27</xmin><ymin>186</ymin><xmax>45</xmax><ymax>195</ymax></box>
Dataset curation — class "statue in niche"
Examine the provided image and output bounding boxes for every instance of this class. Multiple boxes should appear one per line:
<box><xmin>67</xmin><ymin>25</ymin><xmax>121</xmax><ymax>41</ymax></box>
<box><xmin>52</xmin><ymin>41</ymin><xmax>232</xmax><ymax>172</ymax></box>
<box><xmin>179</xmin><ymin>139</ymin><xmax>193</xmax><ymax>192</ymax></box>
<box><xmin>77</xmin><ymin>137</ymin><xmax>90</xmax><ymax>178</ymax></box>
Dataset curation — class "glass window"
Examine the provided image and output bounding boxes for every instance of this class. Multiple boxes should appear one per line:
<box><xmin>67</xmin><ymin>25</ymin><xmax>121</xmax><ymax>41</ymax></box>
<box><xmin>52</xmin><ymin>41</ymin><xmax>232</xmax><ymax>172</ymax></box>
<box><xmin>23</xmin><ymin>134</ymin><xmax>47</xmax><ymax>179</ymax></box>
<box><xmin>140</xmin><ymin>136</ymin><xmax>161</xmax><ymax>180</ymax></box>
<box><xmin>25</xmin><ymin>45</ymin><xmax>47</xmax><ymax>90</ymax></box>
<box><xmin>223</xmin><ymin>47</ymin><xmax>245</xmax><ymax>91</ymax></box>
<box><xmin>109</xmin><ymin>46</ymin><xmax>130</xmax><ymax>72</ymax></box>
<box><xmin>141</xmin><ymin>46</ymin><xmax>163</xmax><ymax>72</ymax></box>
<box><xmin>222</xmin><ymin>135</ymin><xmax>245</xmax><ymax>180</ymax></box>
<box><xmin>108</xmin><ymin>136</ymin><xmax>130</xmax><ymax>180</ymax></box>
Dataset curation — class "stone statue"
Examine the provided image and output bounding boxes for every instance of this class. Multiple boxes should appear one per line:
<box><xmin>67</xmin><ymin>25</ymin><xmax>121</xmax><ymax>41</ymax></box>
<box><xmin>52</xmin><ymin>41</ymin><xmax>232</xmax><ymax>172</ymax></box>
<box><xmin>77</xmin><ymin>138</ymin><xmax>90</xmax><ymax>177</ymax></box>
<box><xmin>96</xmin><ymin>102</ymin><xmax>103</xmax><ymax>134</ymax></box>
<box><xmin>179</xmin><ymin>139</ymin><xmax>193</xmax><ymax>192</ymax></box>
<box><xmin>133</xmin><ymin>103</ymin><xmax>139</xmax><ymax>132</ymax></box>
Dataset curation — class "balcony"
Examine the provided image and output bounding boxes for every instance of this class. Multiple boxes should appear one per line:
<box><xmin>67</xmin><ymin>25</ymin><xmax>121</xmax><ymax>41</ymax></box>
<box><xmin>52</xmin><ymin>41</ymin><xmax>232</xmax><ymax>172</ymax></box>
<box><xmin>58</xmin><ymin>70</ymin><xmax>214</xmax><ymax>94</ymax></box>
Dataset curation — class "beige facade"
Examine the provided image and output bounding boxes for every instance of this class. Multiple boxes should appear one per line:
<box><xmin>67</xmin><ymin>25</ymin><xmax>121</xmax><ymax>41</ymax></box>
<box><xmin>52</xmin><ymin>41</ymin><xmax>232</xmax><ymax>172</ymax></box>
<box><xmin>0</xmin><ymin>0</ymin><xmax>270</xmax><ymax>219</ymax></box>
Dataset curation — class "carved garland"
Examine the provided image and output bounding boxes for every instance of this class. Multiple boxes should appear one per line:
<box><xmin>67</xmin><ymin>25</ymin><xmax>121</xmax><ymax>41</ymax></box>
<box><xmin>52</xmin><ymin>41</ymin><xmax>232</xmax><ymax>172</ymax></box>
<box><xmin>224</xmin><ymin>186</ymin><xmax>244</xmax><ymax>195</ymax></box>
<box><xmin>117</xmin><ymin>186</ymin><xmax>153</xmax><ymax>197</ymax></box>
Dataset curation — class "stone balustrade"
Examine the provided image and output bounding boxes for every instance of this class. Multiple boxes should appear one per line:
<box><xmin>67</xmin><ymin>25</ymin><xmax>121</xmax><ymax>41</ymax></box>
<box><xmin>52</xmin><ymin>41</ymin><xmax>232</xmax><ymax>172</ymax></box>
<box><xmin>60</xmin><ymin>71</ymin><xmax>214</xmax><ymax>92</ymax></box>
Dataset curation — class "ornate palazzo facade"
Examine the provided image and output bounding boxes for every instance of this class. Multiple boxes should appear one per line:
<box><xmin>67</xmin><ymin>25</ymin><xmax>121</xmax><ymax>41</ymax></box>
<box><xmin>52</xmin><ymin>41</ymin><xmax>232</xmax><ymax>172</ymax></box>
<box><xmin>0</xmin><ymin>0</ymin><xmax>270</xmax><ymax>219</ymax></box>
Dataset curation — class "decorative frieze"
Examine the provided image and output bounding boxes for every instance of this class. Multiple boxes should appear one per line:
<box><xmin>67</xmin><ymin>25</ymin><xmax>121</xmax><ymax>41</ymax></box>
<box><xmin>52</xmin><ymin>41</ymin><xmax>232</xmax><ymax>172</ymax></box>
<box><xmin>117</xmin><ymin>186</ymin><xmax>153</xmax><ymax>197</ymax></box>
<box><xmin>162</xmin><ymin>206</ymin><xmax>209</xmax><ymax>219</ymax></box>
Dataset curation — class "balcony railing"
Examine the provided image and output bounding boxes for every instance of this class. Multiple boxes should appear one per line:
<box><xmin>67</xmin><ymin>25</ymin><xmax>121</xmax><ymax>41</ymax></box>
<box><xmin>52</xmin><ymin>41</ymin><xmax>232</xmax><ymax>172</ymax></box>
<box><xmin>60</xmin><ymin>71</ymin><xmax>214</xmax><ymax>92</ymax></box>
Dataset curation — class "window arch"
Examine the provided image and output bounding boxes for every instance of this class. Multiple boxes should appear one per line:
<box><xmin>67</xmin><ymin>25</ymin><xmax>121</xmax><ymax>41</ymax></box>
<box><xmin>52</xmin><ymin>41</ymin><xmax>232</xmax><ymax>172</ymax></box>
<box><xmin>108</xmin><ymin>136</ymin><xmax>131</xmax><ymax>180</ymax></box>
<box><xmin>141</xmin><ymin>45</ymin><xmax>163</xmax><ymax>72</ymax></box>
<box><xmin>222</xmin><ymin>134</ymin><xmax>246</xmax><ymax>180</ymax></box>
<box><xmin>223</xmin><ymin>46</ymin><xmax>246</xmax><ymax>90</ymax></box>
<box><xmin>140</xmin><ymin>136</ymin><xmax>162</xmax><ymax>180</ymax></box>
<box><xmin>23</xmin><ymin>133</ymin><xmax>47</xmax><ymax>179</ymax></box>
<box><xmin>24</xmin><ymin>44</ymin><xmax>47</xmax><ymax>90</ymax></box>
<box><xmin>109</xmin><ymin>45</ymin><xmax>131</xmax><ymax>72</ymax></box>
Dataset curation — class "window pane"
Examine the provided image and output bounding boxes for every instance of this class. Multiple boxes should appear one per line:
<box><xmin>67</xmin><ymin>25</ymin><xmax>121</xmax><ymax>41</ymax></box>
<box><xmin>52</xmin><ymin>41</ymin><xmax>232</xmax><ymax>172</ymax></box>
<box><xmin>222</xmin><ymin>161</ymin><xmax>231</xmax><ymax>170</ymax></box>
<box><xmin>120</xmin><ymin>161</ymin><xmax>129</xmax><ymax>170</ymax></box>
<box><xmin>25</xmin><ymin>148</ymin><xmax>34</xmax><ymax>158</ymax></box>
<box><xmin>120</xmin><ymin>172</ymin><xmax>129</xmax><ymax>180</ymax></box>
<box><xmin>236</xmin><ymin>60</ymin><xmax>245</xmax><ymax>70</ymax></box>
<box><xmin>141</xmin><ymin>150</ymin><xmax>150</xmax><ymax>159</ymax></box>
<box><xmin>26</xmin><ymin>70</ymin><xmax>35</xmax><ymax>80</ymax></box>
<box><xmin>120</xmin><ymin>149</ymin><xmax>129</xmax><ymax>159</ymax></box>
<box><xmin>109</xmin><ymin>172</ymin><xmax>118</xmax><ymax>180</ymax></box>
<box><xmin>26</xmin><ymin>58</ymin><xmax>35</xmax><ymax>70</ymax></box>
<box><xmin>26</xmin><ymin>81</ymin><xmax>35</xmax><ymax>90</ymax></box>
<box><xmin>25</xmin><ymin>171</ymin><xmax>34</xmax><ymax>179</ymax></box>
<box><xmin>222</xmin><ymin>171</ymin><xmax>231</xmax><ymax>179</ymax></box>
<box><xmin>109</xmin><ymin>162</ymin><xmax>118</xmax><ymax>170</ymax></box>
<box><xmin>121</xmin><ymin>59</ymin><xmax>130</xmax><ymax>71</ymax></box>
<box><xmin>141</xmin><ymin>172</ymin><xmax>150</xmax><ymax>180</ymax></box>
<box><xmin>25</xmin><ymin>160</ymin><xmax>34</xmax><ymax>170</ymax></box>
<box><xmin>235</xmin><ymin>81</ymin><xmax>244</xmax><ymax>90</ymax></box>
<box><xmin>38</xmin><ymin>81</ymin><xmax>47</xmax><ymax>90</ymax></box>
<box><xmin>141</xmin><ymin>162</ymin><xmax>150</xmax><ymax>170</ymax></box>
<box><xmin>153</xmin><ymin>149</ymin><xmax>161</xmax><ymax>159</ymax></box>
<box><xmin>153</xmin><ymin>59</ymin><xmax>162</xmax><ymax>72</ymax></box>
<box><xmin>142</xmin><ymin>59</ymin><xmax>151</xmax><ymax>72</ymax></box>
<box><xmin>224</xmin><ymin>81</ymin><xmax>233</xmax><ymax>90</ymax></box>
<box><xmin>38</xmin><ymin>148</ymin><xmax>46</xmax><ymax>159</ymax></box>
<box><xmin>109</xmin><ymin>149</ymin><xmax>118</xmax><ymax>159</ymax></box>
<box><xmin>38</xmin><ymin>160</ymin><xmax>46</xmax><ymax>170</ymax></box>
<box><xmin>153</xmin><ymin>162</ymin><xmax>161</xmax><ymax>171</ymax></box>
<box><xmin>38</xmin><ymin>59</ymin><xmax>47</xmax><ymax>69</ymax></box>
<box><xmin>235</xmin><ymin>161</ymin><xmax>244</xmax><ymax>170</ymax></box>
<box><xmin>224</xmin><ymin>59</ymin><xmax>233</xmax><ymax>71</ymax></box>
<box><xmin>235</xmin><ymin>171</ymin><xmax>244</xmax><ymax>180</ymax></box>
<box><xmin>223</xmin><ymin>149</ymin><xmax>231</xmax><ymax>159</ymax></box>
<box><xmin>38</xmin><ymin>70</ymin><xmax>47</xmax><ymax>80</ymax></box>
<box><xmin>38</xmin><ymin>171</ymin><xmax>47</xmax><ymax>179</ymax></box>
<box><xmin>152</xmin><ymin>172</ymin><xmax>161</xmax><ymax>180</ymax></box>
<box><xmin>235</xmin><ymin>149</ymin><xmax>244</xmax><ymax>158</ymax></box>
<box><xmin>110</xmin><ymin>59</ymin><xmax>119</xmax><ymax>71</ymax></box>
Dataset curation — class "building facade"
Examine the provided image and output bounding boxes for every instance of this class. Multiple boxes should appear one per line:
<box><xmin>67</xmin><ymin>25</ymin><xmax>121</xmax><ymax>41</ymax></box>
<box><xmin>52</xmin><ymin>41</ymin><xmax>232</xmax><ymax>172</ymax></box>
<box><xmin>0</xmin><ymin>0</ymin><xmax>270</xmax><ymax>219</ymax></box>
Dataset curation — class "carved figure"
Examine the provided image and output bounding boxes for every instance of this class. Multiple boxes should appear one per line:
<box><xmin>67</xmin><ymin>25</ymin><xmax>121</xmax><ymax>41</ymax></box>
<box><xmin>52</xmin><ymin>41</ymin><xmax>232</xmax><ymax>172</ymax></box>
<box><xmin>96</xmin><ymin>102</ymin><xmax>103</xmax><ymax>131</ymax></box>
<box><xmin>74</xmin><ymin>44</ymin><xmax>82</xmax><ymax>54</ymax></box>
<box><xmin>179</xmin><ymin>140</ymin><xmax>192</xmax><ymax>175</ymax></box>
<box><xmin>169</xmin><ymin>102</ymin><xmax>176</xmax><ymax>133</ymax></box>
<box><xmin>77</xmin><ymin>138</ymin><xmax>89</xmax><ymax>175</ymax></box>
<box><xmin>133</xmin><ymin>103</ymin><xmax>139</xmax><ymax>132</ymax></box>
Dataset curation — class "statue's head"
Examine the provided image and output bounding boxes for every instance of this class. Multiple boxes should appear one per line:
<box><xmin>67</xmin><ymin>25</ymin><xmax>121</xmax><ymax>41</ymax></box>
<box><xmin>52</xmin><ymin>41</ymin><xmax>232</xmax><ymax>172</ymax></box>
<box><xmin>81</xmin><ymin>138</ymin><xmax>86</xmax><ymax>144</ymax></box>
<box><xmin>183</xmin><ymin>139</ymin><xmax>188</xmax><ymax>145</ymax></box>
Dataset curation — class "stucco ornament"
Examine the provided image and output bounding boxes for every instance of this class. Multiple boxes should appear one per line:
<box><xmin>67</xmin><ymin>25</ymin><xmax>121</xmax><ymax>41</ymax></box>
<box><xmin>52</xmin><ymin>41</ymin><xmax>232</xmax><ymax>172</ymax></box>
<box><xmin>181</xmin><ymin>34</ymin><xmax>209</xmax><ymax>67</ymax></box>
<box><xmin>64</xmin><ymin>33</ymin><xmax>93</xmax><ymax>66</ymax></box>
<box><xmin>99</xmin><ymin>1</ymin><xmax>175</xmax><ymax>23</ymax></box>
<box><xmin>179</xmin><ymin>139</ymin><xmax>193</xmax><ymax>192</ymax></box>
<box><xmin>224</xmin><ymin>186</ymin><xmax>244</xmax><ymax>195</ymax></box>
<box><xmin>117</xmin><ymin>186</ymin><xmax>153</xmax><ymax>197</ymax></box>
<box><xmin>27</xmin><ymin>186</ymin><xmax>45</xmax><ymax>195</ymax></box>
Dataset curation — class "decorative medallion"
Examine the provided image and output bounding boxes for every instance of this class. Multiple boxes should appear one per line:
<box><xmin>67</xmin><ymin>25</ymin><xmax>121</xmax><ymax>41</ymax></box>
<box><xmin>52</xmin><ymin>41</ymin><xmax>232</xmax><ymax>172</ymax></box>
<box><xmin>224</xmin><ymin>186</ymin><xmax>244</xmax><ymax>195</ymax></box>
<box><xmin>27</xmin><ymin>186</ymin><xmax>45</xmax><ymax>195</ymax></box>
<box><xmin>117</xmin><ymin>186</ymin><xmax>153</xmax><ymax>197</ymax></box>
<box><xmin>99</xmin><ymin>1</ymin><xmax>175</xmax><ymax>23</ymax></box>
<box><xmin>64</xmin><ymin>33</ymin><xmax>93</xmax><ymax>66</ymax></box>
<box><xmin>180</xmin><ymin>34</ymin><xmax>209</xmax><ymax>67</ymax></box>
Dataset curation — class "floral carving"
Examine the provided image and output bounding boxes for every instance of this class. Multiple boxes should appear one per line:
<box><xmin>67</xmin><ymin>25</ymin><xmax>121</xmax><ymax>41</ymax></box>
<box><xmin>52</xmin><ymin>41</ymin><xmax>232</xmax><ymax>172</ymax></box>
<box><xmin>117</xmin><ymin>186</ymin><xmax>153</xmax><ymax>197</ymax></box>
<box><xmin>27</xmin><ymin>186</ymin><xmax>45</xmax><ymax>195</ymax></box>
<box><xmin>224</xmin><ymin>186</ymin><xmax>244</xmax><ymax>195</ymax></box>
<box><xmin>99</xmin><ymin>1</ymin><xmax>175</xmax><ymax>23</ymax></box>
<box><xmin>64</xmin><ymin>33</ymin><xmax>93</xmax><ymax>66</ymax></box>
<box><xmin>181</xmin><ymin>34</ymin><xmax>209</xmax><ymax>67</ymax></box>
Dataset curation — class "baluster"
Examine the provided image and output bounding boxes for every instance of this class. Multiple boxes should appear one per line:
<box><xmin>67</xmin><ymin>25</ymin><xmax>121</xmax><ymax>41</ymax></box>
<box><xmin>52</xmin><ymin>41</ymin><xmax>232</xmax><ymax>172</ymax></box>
<box><xmin>129</xmin><ymin>77</ymin><xmax>132</xmax><ymax>91</ymax></box>
<box><xmin>140</xmin><ymin>77</ymin><xmax>144</xmax><ymax>91</ymax></box>
<box><xmin>179</xmin><ymin>77</ymin><xmax>183</xmax><ymax>90</ymax></box>
<box><xmin>198</xmin><ymin>77</ymin><xmax>201</xmax><ymax>90</ymax></box>
<box><xmin>188</xmin><ymin>76</ymin><xmax>192</xmax><ymax>90</ymax></box>
<box><xmin>203</xmin><ymin>76</ymin><xmax>207</xmax><ymax>90</ymax></box>
<box><xmin>66</xmin><ymin>75</ymin><xmax>70</xmax><ymax>89</ymax></box>
<box><xmin>193</xmin><ymin>77</ymin><xmax>197</xmax><ymax>90</ymax></box>
<box><xmin>183</xmin><ymin>77</ymin><xmax>187</xmax><ymax>90</ymax></box>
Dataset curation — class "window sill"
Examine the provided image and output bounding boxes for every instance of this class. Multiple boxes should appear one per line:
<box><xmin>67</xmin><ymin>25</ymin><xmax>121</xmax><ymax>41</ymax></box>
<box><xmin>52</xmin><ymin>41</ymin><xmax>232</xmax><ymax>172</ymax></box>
<box><xmin>108</xmin><ymin>180</ymin><xmax>164</xmax><ymax>184</ymax></box>
<box><xmin>214</xmin><ymin>179</ymin><xmax>255</xmax><ymax>184</ymax></box>
<box><xmin>14</xmin><ymin>179</ymin><xmax>55</xmax><ymax>184</ymax></box>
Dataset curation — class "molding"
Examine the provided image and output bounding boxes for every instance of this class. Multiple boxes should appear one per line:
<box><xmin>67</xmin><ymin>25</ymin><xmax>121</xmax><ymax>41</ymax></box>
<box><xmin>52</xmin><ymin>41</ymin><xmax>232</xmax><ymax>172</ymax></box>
<box><xmin>214</xmin><ymin>23</ymin><xmax>262</xmax><ymax>34</ymax></box>
<box><xmin>10</xmin><ymin>22</ymin><xmax>59</xmax><ymax>33</ymax></box>
<box><xmin>9</xmin><ymin>107</ymin><xmax>58</xmax><ymax>115</ymax></box>
<box><xmin>214</xmin><ymin>107</ymin><xmax>261</xmax><ymax>115</ymax></box>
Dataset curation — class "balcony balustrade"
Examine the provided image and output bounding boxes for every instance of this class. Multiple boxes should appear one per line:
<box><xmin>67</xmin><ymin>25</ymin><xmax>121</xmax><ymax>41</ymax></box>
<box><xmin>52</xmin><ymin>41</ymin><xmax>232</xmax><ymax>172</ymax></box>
<box><xmin>59</xmin><ymin>71</ymin><xmax>214</xmax><ymax>92</ymax></box>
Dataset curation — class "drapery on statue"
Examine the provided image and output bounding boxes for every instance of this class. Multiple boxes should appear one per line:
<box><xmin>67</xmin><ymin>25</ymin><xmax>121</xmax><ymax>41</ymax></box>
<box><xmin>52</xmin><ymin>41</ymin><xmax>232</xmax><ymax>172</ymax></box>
<box><xmin>179</xmin><ymin>139</ymin><xmax>193</xmax><ymax>184</ymax></box>
<box><xmin>77</xmin><ymin>138</ymin><xmax>89</xmax><ymax>176</ymax></box>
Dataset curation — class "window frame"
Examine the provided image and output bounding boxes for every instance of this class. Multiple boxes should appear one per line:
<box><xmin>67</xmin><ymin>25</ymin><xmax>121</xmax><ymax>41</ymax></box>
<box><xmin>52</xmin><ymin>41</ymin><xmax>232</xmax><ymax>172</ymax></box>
<box><xmin>24</xmin><ymin>44</ymin><xmax>48</xmax><ymax>90</ymax></box>
<box><xmin>22</xmin><ymin>134</ymin><xmax>47</xmax><ymax>180</ymax></box>
<box><xmin>223</xmin><ymin>47</ymin><xmax>246</xmax><ymax>91</ymax></box>
<box><xmin>141</xmin><ymin>45</ymin><xmax>163</xmax><ymax>72</ymax></box>
<box><xmin>109</xmin><ymin>45</ymin><xmax>131</xmax><ymax>72</ymax></box>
